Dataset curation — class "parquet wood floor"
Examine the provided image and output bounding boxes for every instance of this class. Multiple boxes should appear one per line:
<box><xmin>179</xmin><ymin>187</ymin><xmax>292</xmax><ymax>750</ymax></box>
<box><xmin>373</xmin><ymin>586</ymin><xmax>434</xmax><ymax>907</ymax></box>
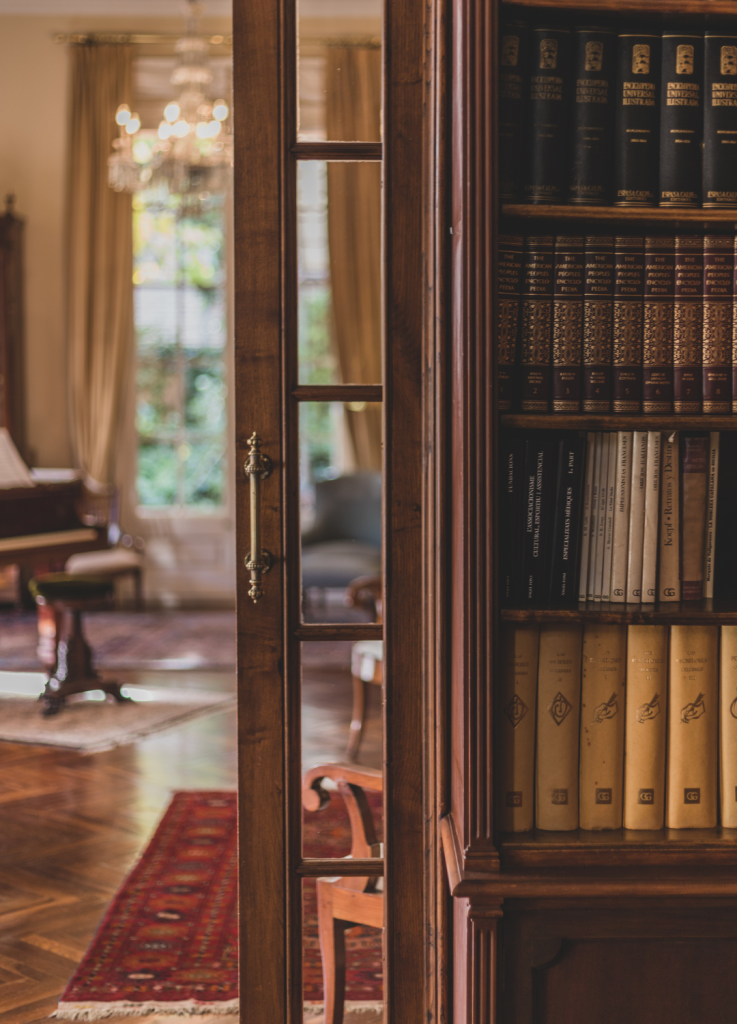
<box><xmin>0</xmin><ymin>664</ymin><xmax>383</xmax><ymax>1024</ymax></box>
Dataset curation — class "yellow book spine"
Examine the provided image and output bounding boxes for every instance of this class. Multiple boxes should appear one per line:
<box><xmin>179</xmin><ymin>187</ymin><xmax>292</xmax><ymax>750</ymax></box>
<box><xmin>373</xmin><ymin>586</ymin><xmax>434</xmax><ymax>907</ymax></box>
<box><xmin>496</xmin><ymin>625</ymin><xmax>540</xmax><ymax>832</ymax></box>
<box><xmin>535</xmin><ymin>624</ymin><xmax>583</xmax><ymax>831</ymax></box>
<box><xmin>623</xmin><ymin>625</ymin><xmax>668</xmax><ymax>829</ymax></box>
<box><xmin>720</xmin><ymin>625</ymin><xmax>737</xmax><ymax>828</ymax></box>
<box><xmin>580</xmin><ymin>624</ymin><xmax>627</xmax><ymax>829</ymax></box>
<box><xmin>666</xmin><ymin>625</ymin><xmax>719</xmax><ymax>828</ymax></box>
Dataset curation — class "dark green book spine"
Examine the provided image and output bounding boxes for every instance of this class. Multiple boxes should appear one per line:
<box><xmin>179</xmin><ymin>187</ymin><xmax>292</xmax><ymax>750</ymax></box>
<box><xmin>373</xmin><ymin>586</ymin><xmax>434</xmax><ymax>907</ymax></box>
<box><xmin>499</xmin><ymin>23</ymin><xmax>529</xmax><ymax>202</ymax></box>
<box><xmin>614</xmin><ymin>34</ymin><xmax>661</xmax><ymax>206</ymax></box>
<box><xmin>704</xmin><ymin>34</ymin><xmax>737</xmax><ymax>208</ymax></box>
<box><xmin>569</xmin><ymin>27</ymin><xmax>616</xmax><ymax>205</ymax></box>
<box><xmin>497</xmin><ymin>234</ymin><xmax>525</xmax><ymax>410</ymax></box>
<box><xmin>523</xmin><ymin>28</ymin><xmax>572</xmax><ymax>205</ymax></box>
<box><xmin>659</xmin><ymin>34</ymin><xmax>703</xmax><ymax>207</ymax></box>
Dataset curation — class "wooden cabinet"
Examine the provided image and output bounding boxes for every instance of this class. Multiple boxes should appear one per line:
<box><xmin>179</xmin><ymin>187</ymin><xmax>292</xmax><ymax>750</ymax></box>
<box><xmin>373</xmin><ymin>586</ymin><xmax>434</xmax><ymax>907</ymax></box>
<box><xmin>435</xmin><ymin>0</ymin><xmax>737</xmax><ymax>1020</ymax></box>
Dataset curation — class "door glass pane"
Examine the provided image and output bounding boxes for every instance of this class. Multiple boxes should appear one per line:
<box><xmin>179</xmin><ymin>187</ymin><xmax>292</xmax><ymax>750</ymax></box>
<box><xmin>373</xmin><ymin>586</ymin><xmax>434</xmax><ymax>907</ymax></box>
<box><xmin>300</xmin><ymin>402</ymin><xmax>382</xmax><ymax>623</ymax></box>
<box><xmin>298</xmin><ymin>161</ymin><xmax>382</xmax><ymax>385</ymax></box>
<box><xmin>298</xmin><ymin>2</ymin><xmax>382</xmax><ymax>142</ymax></box>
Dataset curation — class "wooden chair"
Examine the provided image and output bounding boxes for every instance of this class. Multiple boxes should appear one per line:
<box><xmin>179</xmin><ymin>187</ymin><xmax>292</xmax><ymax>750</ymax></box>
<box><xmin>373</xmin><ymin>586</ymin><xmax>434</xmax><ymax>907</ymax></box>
<box><xmin>344</xmin><ymin>575</ymin><xmax>383</xmax><ymax>760</ymax></box>
<box><xmin>302</xmin><ymin>762</ymin><xmax>383</xmax><ymax>1024</ymax></box>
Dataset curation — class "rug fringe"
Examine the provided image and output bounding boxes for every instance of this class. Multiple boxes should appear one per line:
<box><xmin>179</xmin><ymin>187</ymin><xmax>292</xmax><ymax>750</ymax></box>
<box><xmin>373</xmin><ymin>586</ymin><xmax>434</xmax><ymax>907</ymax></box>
<box><xmin>303</xmin><ymin>1001</ymin><xmax>384</xmax><ymax>1018</ymax></box>
<box><xmin>54</xmin><ymin>998</ymin><xmax>239</xmax><ymax>1019</ymax></box>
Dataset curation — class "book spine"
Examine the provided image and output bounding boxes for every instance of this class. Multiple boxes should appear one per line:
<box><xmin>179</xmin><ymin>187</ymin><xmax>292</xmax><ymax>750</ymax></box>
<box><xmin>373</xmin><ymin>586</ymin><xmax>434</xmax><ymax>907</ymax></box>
<box><xmin>715</xmin><ymin>432</ymin><xmax>737</xmax><ymax>600</ymax></box>
<box><xmin>613</xmin><ymin>235</ymin><xmax>645</xmax><ymax>412</ymax></box>
<box><xmin>568</xmin><ymin>28</ymin><xmax>617</xmax><ymax>205</ymax></box>
<box><xmin>519</xmin><ymin>236</ymin><xmax>554</xmax><ymax>410</ymax></box>
<box><xmin>702</xmin><ymin>235</ymin><xmax>733</xmax><ymax>413</ymax></box>
<box><xmin>681</xmin><ymin>435</ymin><xmax>708</xmax><ymax>601</ymax></box>
<box><xmin>610</xmin><ymin>431</ymin><xmax>633</xmax><ymax>603</ymax></box>
<box><xmin>626</xmin><ymin>430</ymin><xmax>649</xmax><ymax>602</ymax></box>
<box><xmin>578</xmin><ymin>432</ymin><xmax>598</xmax><ymax>602</ymax></box>
<box><xmin>583</xmin><ymin>236</ymin><xmax>615</xmax><ymax>411</ymax></box>
<box><xmin>522</xmin><ymin>438</ymin><xmax>555</xmax><ymax>603</ymax></box>
<box><xmin>497</xmin><ymin>234</ymin><xmax>525</xmax><ymax>412</ymax></box>
<box><xmin>579</xmin><ymin>623</ymin><xmax>626</xmax><ymax>829</ymax></box>
<box><xmin>658</xmin><ymin>34</ymin><xmax>704</xmax><ymax>207</ymax></box>
<box><xmin>623</xmin><ymin>625</ymin><xmax>668</xmax><ymax>829</ymax></box>
<box><xmin>704</xmin><ymin>432</ymin><xmax>720</xmax><ymax>600</ymax></box>
<box><xmin>552</xmin><ymin>236</ymin><xmax>584</xmax><ymax>411</ymax></box>
<box><xmin>643</xmin><ymin>236</ymin><xmax>675</xmax><ymax>413</ymax></box>
<box><xmin>666</xmin><ymin>624</ymin><xmax>719</xmax><ymax>828</ymax></box>
<box><xmin>549</xmin><ymin>435</ymin><xmax>586</xmax><ymax>604</ymax></box>
<box><xmin>524</xmin><ymin>28</ymin><xmax>572</xmax><ymax>204</ymax></box>
<box><xmin>586</xmin><ymin>433</ymin><xmax>604</xmax><ymax>602</ymax></box>
<box><xmin>500</xmin><ymin>437</ymin><xmax>527</xmax><ymax>604</ymax></box>
<box><xmin>640</xmin><ymin>431</ymin><xmax>662</xmax><ymax>602</ymax></box>
<box><xmin>601</xmin><ymin>432</ymin><xmax>618</xmax><ymax>602</ymax></box>
<box><xmin>535</xmin><ymin>623</ymin><xmax>583</xmax><ymax>830</ymax></box>
<box><xmin>499</xmin><ymin>23</ymin><xmax>529</xmax><ymax>203</ymax></box>
<box><xmin>592</xmin><ymin>433</ymin><xmax>610</xmax><ymax>602</ymax></box>
<box><xmin>720</xmin><ymin>625</ymin><xmax>737</xmax><ymax>827</ymax></box>
<box><xmin>734</xmin><ymin>235</ymin><xmax>737</xmax><ymax>413</ymax></box>
<box><xmin>673</xmin><ymin>235</ymin><xmax>703</xmax><ymax>413</ymax></box>
<box><xmin>497</xmin><ymin>624</ymin><xmax>540</xmax><ymax>832</ymax></box>
<box><xmin>614</xmin><ymin>34</ymin><xmax>661</xmax><ymax>206</ymax></box>
<box><xmin>658</xmin><ymin>432</ymin><xmax>681</xmax><ymax>601</ymax></box>
<box><xmin>703</xmin><ymin>34</ymin><xmax>737</xmax><ymax>208</ymax></box>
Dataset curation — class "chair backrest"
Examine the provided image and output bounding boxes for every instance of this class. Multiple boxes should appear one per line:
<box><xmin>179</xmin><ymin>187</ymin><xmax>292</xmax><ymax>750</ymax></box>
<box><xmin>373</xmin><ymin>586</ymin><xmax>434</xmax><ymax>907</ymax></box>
<box><xmin>303</xmin><ymin>762</ymin><xmax>383</xmax><ymax>862</ymax></box>
<box><xmin>303</xmin><ymin>472</ymin><xmax>381</xmax><ymax>547</ymax></box>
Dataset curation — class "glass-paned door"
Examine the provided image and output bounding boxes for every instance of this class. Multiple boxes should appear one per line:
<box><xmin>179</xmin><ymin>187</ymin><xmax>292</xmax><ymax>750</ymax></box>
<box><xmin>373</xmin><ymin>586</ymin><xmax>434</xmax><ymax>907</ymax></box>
<box><xmin>233</xmin><ymin>0</ymin><xmax>425</xmax><ymax>1021</ymax></box>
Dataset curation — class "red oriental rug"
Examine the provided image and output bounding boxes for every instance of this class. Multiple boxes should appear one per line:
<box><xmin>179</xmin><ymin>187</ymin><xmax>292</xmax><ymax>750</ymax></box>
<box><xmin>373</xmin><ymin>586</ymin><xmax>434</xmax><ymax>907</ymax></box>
<box><xmin>57</xmin><ymin>790</ymin><xmax>383</xmax><ymax>1018</ymax></box>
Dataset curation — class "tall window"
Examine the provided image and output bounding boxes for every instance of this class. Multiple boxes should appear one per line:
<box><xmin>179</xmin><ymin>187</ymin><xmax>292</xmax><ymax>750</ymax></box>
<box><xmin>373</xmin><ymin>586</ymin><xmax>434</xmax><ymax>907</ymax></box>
<box><xmin>132</xmin><ymin>186</ymin><xmax>228</xmax><ymax>510</ymax></box>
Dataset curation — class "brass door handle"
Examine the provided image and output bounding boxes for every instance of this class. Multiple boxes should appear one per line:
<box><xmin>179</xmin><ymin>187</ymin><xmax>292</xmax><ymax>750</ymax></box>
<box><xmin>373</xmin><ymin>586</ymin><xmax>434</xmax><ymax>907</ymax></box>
<box><xmin>244</xmin><ymin>432</ymin><xmax>274</xmax><ymax>603</ymax></box>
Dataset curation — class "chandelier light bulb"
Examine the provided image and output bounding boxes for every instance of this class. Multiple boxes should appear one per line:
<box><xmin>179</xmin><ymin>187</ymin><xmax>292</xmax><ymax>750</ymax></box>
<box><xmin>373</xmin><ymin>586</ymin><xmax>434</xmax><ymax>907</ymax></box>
<box><xmin>212</xmin><ymin>99</ymin><xmax>228</xmax><ymax>121</ymax></box>
<box><xmin>208</xmin><ymin>120</ymin><xmax>222</xmax><ymax>137</ymax></box>
<box><xmin>158</xmin><ymin>120</ymin><xmax>172</xmax><ymax>140</ymax></box>
<box><xmin>196</xmin><ymin>121</ymin><xmax>209</xmax><ymax>139</ymax></box>
<box><xmin>164</xmin><ymin>102</ymin><xmax>181</xmax><ymax>123</ymax></box>
<box><xmin>173</xmin><ymin>120</ymin><xmax>190</xmax><ymax>138</ymax></box>
<box><xmin>125</xmin><ymin>113</ymin><xmax>141</xmax><ymax>135</ymax></box>
<box><xmin>115</xmin><ymin>103</ymin><xmax>131</xmax><ymax>126</ymax></box>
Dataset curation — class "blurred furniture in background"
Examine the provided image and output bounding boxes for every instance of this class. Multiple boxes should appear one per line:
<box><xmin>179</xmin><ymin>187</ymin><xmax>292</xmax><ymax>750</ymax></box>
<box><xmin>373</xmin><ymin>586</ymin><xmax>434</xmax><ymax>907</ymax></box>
<box><xmin>0</xmin><ymin>195</ymin><xmax>27</xmax><ymax>461</ymax></box>
<box><xmin>302</xmin><ymin>472</ymin><xmax>381</xmax><ymax>612</ymax></box>
<box><xmin>30</xmin><ymin>572</ymin><xmax>130</xmax><ymax>716</ymax></box>
<box><xmin>303</xmin><ymin>762</ymin><xmax>383</xmax><ymax>1024</ymax></box>
<box><xmin>345</xmin><ymin>573</ymin><xmax>383</xmax><ymax>760</ymax></box>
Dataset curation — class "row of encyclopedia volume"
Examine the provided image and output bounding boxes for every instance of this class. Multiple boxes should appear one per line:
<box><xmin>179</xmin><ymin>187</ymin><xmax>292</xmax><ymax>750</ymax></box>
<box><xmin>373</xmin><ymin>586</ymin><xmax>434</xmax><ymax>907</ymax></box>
<box><xmin>498</xmin><ymin>233</ymin><xmax>737</xmax><ymax>414</ymax></box>
<box><xmin>500</xmin><ymin>431</ymin><xmax>737</xmax><ymax>607</ymax></box>
<box><xmin>498</xmin><ymin>622</ymin><xmax>737</xmax><ymax>832</ymax></box>
<box><xmin>500</xmin><ymin>24</ymin><xmax>737</xmax><ymax>207</ymax></box>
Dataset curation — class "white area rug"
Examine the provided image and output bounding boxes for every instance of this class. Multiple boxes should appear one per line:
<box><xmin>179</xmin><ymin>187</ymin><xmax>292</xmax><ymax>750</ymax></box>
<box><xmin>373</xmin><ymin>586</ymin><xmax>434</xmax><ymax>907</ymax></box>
<box><xmin>0</xmin><ymin>673</ymin><xmax>236</xmax><ymax>753</ymax></box>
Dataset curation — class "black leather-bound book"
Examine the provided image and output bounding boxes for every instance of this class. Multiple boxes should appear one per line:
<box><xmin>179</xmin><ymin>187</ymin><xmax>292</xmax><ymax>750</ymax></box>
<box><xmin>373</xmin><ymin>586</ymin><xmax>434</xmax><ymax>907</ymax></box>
<box><xmin>659</xmin><ymin>34</ymin><xmax>703</xmax><ymax>208</ymax></box>
<box><xmin>549</xmin><ymin>434</ymin><xmax>586</xmax><ymax>604</ymax></box>
<box><xmin>522</xmin><ymin>436</ymin><xmax>556</xmax><ymax>603</ymax></box>
<box><xmin>704</xmin><ymin>34</ymin><xmax>737</xmax><ymax>208</ymax></box>
<box><xmin>569</xmin><ymin>27</ymin><xmax>616</xmax><ymax>205</ymax></box>
<box><xmin>523</xmin><ymin>27</ymin><xmax>572</xmax><ymax>204</ymax></box>
<box><xmin>499</xmin><ymin>22</ymin><xmax>529</xmax><ymax>202</ymax></box>
<box><xmin>614</xmin><ymin>34</ymin><xmax>661</xmax><ymax>206</ymax></box>
<box><xmin>500</xmin><ymin>436</ymin><xmax>527</xmax><ymax>603</ymax></box>
<box><xmin>715</xmin><ymin>431</ymin><xmax>737</xmax><ymax>599</ymax></box>
<box><xmin>497</xmin><ymin>234</ymin><xmax>525</xmax><ymax>411</ymax></box>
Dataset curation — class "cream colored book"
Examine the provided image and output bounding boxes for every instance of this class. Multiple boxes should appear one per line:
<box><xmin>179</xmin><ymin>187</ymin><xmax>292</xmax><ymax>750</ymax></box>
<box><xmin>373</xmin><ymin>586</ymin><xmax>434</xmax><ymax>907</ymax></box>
<box><xmin>578</xmin><ymin>433</ymin><xmax>598</xmax><ymax>602</ymax></box>
<box><xmin>666</xmin><ymin>625</ymin><xmax>719</xmax><ymax>828</ymax></box>
<box><xmin>623</xmin><ymin>625</ymin><xmax>668</xmax><ymax>829</ymax></box>
<box><xmin>579</xmin><ymin>624</ymin><xmax>626</xmax><ymax>829</ymax></box>
<box><xmin>640</xmin><ymin>431</ymin><xmax>661</xmax><ymax>603</ymax></box>
<box><xmin>497</xmin><ymin>625</ymin><xmax>540</xmax><ymax>832</ymax></box>
<box><xmin>592</xmin><ymin>434</ymin><xmax>610</xmax><ymax>602</ymax></box>
<box><xmin>586</xmin><ymin>433</ymin><xmax>604</xmax><ymax>602</ymax></box>
<box><xmin>704</xmin><ymin>432</ymin><xmax>719</xmax><ymax>600</ymax></box>
<box><xmin>626</xmin><ymin>430</ymin><xmax>648</xmax><ymax>603</ymax></box>
<box><xmin>658</xmin><ymin>433</ymin><xmax>680</xmax><ymax>602</ymax></box>
<box><xmin>610</xmin><ymin>431</ymin><xmax>632</xmax><ymax>604</ymax></box>
<box><xmin>720</xmin><ymin>626</ymin><xmax>737</xmax><ymax>827</ymax></box>
<box><xmin>536</xmin><ymin>624</ymin><xmax>583</xmax><ymax>831</ymax></box>
<box><xmin>601</xmin><ymin>432</ymin><xmax>618</xmax><ymax>602</ymax></box>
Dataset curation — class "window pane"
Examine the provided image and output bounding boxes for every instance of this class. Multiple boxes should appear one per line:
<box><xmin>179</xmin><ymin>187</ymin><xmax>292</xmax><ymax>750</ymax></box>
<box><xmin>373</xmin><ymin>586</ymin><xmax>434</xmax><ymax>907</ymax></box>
<box><xmin>298</xmin><ymin>3</ymin><xmax>382</xmax><ymax>142</ymax></box>
<box><xmin>137</xmin><ymin>441</ymin><xmax>179</xmax><ymax>507</ymax></box>
<box><xmin>184</xmin><ymin>440</ymin><xmax>226</xmax><ymax>509</ymax></box>
<box><xmin>298</xmin><ymin>162</ymin><xmax>381</xmax><ymax>385</ymax></box>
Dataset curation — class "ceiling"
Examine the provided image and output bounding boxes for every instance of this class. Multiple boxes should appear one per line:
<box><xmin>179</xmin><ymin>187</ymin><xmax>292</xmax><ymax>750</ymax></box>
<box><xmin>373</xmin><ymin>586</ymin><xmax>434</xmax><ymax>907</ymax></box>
<box><xmin>0</xmin><ymin>0</ymin><xmax>380</xmax><ymax>14</ymax></box>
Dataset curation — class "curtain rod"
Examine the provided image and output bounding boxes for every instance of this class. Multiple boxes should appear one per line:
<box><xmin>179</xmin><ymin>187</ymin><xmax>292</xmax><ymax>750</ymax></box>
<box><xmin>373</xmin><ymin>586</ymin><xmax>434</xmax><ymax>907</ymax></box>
<box><xmin>52</xmin><ymin>32</ymin><xmax>232</xmax><ymax>46</ymax></box>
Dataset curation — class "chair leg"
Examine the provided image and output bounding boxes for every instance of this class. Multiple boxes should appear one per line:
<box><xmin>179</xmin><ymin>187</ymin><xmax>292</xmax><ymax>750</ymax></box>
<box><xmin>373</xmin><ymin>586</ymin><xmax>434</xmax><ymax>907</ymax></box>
<box><xmin>347</xmin><ymin>674</ymin><xmax>367</xmax><ymax>761</ymax></box>
<box><xmin>317</xmin><ymin>881</ymin><xmax>348</xmax><ymax>1024</ymax></box>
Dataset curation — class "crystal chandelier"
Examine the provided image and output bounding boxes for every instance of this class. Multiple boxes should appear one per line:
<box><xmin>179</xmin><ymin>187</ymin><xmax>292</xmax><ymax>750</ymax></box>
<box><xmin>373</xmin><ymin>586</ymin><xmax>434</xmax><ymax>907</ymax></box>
<box><xmin>108</xmin><ymin>1</ymin><xmax>232</xmax><ymax>199</ymax></box>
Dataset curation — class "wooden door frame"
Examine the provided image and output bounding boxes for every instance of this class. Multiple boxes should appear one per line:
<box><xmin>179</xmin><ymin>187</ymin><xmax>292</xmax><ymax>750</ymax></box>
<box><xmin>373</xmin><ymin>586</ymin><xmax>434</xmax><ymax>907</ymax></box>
<box><xmin>232</xmin><ymin>0</ymin><xmax>433</xmax><ymax>1020</ymax></box>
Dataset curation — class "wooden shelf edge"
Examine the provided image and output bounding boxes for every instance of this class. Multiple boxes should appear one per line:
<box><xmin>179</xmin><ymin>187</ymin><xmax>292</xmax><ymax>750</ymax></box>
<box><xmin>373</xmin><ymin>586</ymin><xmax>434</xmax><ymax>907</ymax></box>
<box><xmin>500</xmin><ymin>829</ymin><xmax>737</xmax><ymax>869</ymax></box>
<box><xmin>502</xmin><ymin>203</ymin><xmax>737</xmax><ymax>223</ymax></box>
<box><xmin>503</xmin><ymin>0</ymin><xmax>737</xmax><ymax>12</ymax></box>
<box><xmin>501</xmin><ymin>601</ymin><xmax>737</xmax><ymax>624</ymax></box>
<box><xmin>501</xmin><ymin>413</ymin><xmax>737</xmax><ymax>431</ymax></box>
<box><xmin>440</xmin><ymin>814</ymin><xmax>500</xmax><ymax>897</ymax></box>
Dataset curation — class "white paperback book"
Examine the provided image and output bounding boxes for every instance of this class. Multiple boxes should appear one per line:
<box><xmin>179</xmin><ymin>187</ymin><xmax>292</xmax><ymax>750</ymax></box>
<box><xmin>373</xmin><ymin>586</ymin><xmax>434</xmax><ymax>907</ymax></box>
<box><xmin>704</xmin><ymin>432</ymin><xmax>720</xmax><ymax>600</ymax></box>
<box><xmin>626</xmin><ymin>430</ymin><xmax>649</xmax><ymax>603</ymax></box>
<box><xmin>610</xmin><ymin>431</ymin><xmax>632</xmax><ymax>604</ymax></box>
<box><xmin>578</xmin><ymin>433</ymin><xmax>598</xmax><ymax>603</ymax></box>
<box><xmin>592</xmin><ymin>434</ymin><xmax>610</xmax><ymax>603</ymax></box>
<box><xmin>640</xmin><ymin>431</ymin><xmax>662</xmax><ymax>603</ymax></box>
<box><xmin>587</xmin><ymin>433</ymin><xmax>604</xmax><ymax>602</ymax></box>
<box><xmin>601</xmin><ymin>432</ymin><xmax>618</xmax><ymax>602</ymax></box>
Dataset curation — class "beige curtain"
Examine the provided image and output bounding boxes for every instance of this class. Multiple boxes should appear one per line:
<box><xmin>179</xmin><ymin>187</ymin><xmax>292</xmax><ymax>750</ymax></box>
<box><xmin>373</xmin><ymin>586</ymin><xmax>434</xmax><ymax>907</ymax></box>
<box><xmin>68</xmin><ymin>44</ymin><xmax>134</xmax><ymax>490</ymax></box>
<box><xmin>326</xmin><ymin>46</ymin><xmax>382</xmax><ymax>472</ymax></box>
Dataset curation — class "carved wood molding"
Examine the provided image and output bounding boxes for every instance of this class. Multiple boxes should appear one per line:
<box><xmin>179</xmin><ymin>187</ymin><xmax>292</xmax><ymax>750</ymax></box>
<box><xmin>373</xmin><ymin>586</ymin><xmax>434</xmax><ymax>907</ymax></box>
<box><xmin>456</xmin><ymin>896</ymin><xmax>504</xmax><ymax>1024</ymax></box>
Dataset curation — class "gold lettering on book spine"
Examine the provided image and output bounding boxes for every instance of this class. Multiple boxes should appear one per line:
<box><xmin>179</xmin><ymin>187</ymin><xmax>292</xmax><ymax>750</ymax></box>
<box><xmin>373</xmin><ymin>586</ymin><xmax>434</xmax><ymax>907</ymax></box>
<box><xmin>553</xmin><ymin>303</ymin><xmax>583</xmax><ymax>364</ymax></box>
<box><xmin>498</xmin><ymin>299</ymin><xmax>520</xmax><ymax>366</ymax></box>
<box><xmin>583</xmin><ymin>300</ymin><xmax>613</xmax><ymax>364</ymax></box>
<box><xmin>613</xmin><ymin>301</ymin><xmax>644</xmax><ymax>365</ymax></box>
<box><xmin>520</xmin><ymin>300</ymin><xmax>552</xmax><ymax>364</ymax></box>
<box><xmin>703</xmin><ymin>304</ymin><xmax>731</xmax><ymax>366</ymax></box>
<box><xmin>673</xmin><ymin>303</ymin><xmax>702</xmax><ymax>366</ymax></box>
<box><xmin>643</xmin><ymin>302</ymin><xmax>673</xmax><ymax>366</ymax></box>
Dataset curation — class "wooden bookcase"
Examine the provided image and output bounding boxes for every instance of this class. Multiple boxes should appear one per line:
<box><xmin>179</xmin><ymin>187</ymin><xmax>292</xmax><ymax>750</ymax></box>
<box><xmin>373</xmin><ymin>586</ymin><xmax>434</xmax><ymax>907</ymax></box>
<box><xmin>437</xmin><ymin>0</ymin><xmax>737</xmax><ymax>1020</ymax></box>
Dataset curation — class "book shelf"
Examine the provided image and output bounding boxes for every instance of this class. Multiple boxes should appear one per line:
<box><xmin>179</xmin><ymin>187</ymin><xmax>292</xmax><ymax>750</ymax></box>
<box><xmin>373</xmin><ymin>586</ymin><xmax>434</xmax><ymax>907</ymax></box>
<box><xmin>503</xmin><ymin>203</ymin><xmax>737</xmax><ymax>223</ymax></box>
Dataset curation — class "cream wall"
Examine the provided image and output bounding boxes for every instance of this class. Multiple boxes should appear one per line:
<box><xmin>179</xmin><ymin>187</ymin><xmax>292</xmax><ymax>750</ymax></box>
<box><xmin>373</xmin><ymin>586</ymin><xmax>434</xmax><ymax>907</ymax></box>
<box><xmin>0</xmin><ymin>14</ymin><xmax>231</xmax><ymax>469</ymax></box>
